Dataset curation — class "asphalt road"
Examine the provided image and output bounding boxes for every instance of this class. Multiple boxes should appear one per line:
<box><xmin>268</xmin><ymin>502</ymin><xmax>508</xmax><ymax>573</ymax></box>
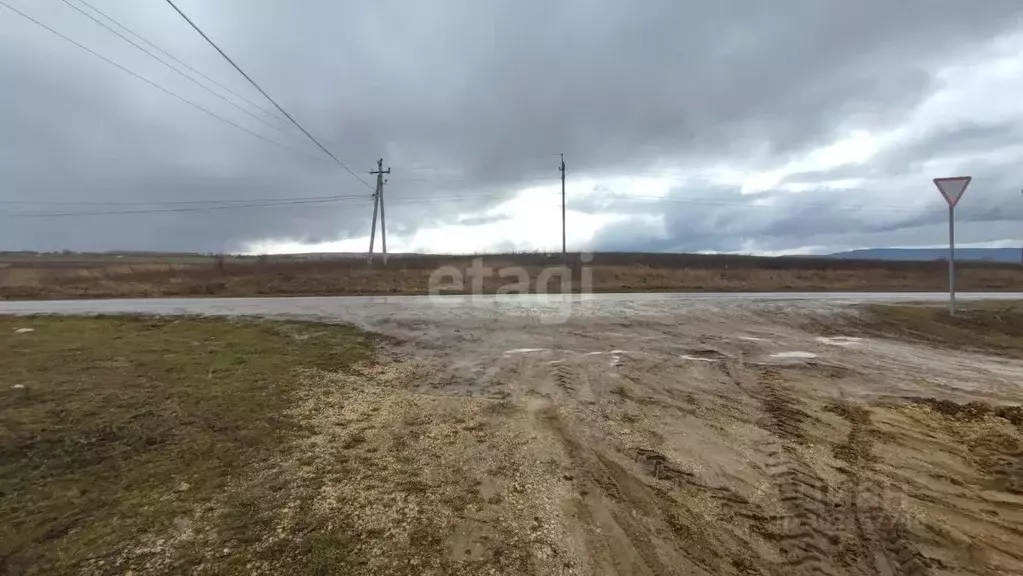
<box><xmin>1</xmin><ymin>292</ymin><xmax>1021</xmax><ymax>328</ymax></box>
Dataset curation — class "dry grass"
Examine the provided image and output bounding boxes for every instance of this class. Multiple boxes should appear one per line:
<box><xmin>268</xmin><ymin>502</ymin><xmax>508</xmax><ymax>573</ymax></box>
<box><xmin>0</xmin><ymin>317</ymin><xmax>577</xmax><ymax>575</ymax></box>
<box><xmin>2</xmin><ymin>252</ymin><xmax>1022</xmax><ymax>299</ymax></box>
<box><xmin>0</xmin><ymin>316</ymin><xmax>374</xmax><ymax>575</ymax></box>
<box><xmin>851</xmin><ymin>301</ymin><xmax>1023</xmax><ymax>356</ymax></box>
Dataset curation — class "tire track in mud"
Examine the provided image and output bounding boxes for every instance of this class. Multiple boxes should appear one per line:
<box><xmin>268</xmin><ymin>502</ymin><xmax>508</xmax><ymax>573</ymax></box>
<box><xmin>723</xmin><ymin>359</ymin><xmax>934</xmax><ymax>576</ymax></box>
<box><xmin>552</xmin><ymin>362</ymin><xmax>576</xmax><ymax>393</ymax></box>
<box><xmin>762</xmin><ymin>445</ymin><xmax>839</xmax><ymax>575</ymax></box>
<box><xmin>759</xmin><ymin>369</ymin><xmax>814</xmax><ymax>445</ymax></box>
<box><xmin>517</xmin><ymin>358</ymin><xmax>588</xmax><ymax>405</ymax></box>
<box><xmin>537</xmin><ymin>409</ymin><xmax>683</xmax><ymax>576</ymax></box>
<box><xmin>513</xmin><ymin>340</ymin><xmax>938</xmax><ymax>574</ymax></box>
<box><xmin>828</xmin><ymin>402</ymin><xmax>930</xmax><ymax>576</ymax></box>
<box><xmin>741</xmin><ymin>366</ymin><xmax>842</xmax><ymax>575</ymax></box>
<box><xmin>537</xmin><ymin>408</ymin><xmax>746</xmax><ymax>576</ymax></box>
<box><xmin>828</xmin><ymin>402</ymin><xmax>876</xmax><ymax>569</ymax></box>
<box><xmin>632</xmin><ymin>448</ymin><xmax>772</xmax><ymax>535</ymax></box>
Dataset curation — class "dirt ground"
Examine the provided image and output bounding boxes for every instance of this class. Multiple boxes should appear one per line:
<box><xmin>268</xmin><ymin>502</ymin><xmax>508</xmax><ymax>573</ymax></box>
<box><xmin>4</xmin><ymin>301</ymin><xmax>1023</xmax><ymax>575</ymax></box>
<box><xmin>285</xmin><ymin>301</ymin><xmax>1023</xmax><ymax>575</ymax></box>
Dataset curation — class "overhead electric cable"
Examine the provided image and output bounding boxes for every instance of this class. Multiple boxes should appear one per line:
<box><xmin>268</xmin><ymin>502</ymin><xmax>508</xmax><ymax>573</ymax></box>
<box><xmin>4</xmin><ymin>196</ymin><xmax>362</xmax><ymax>217</ymax></box>
<box><xmin>58</xmin><ymin>0</ymin><xmax>298</xmax><ymax>140</ymax></box>
<box><xmin>0</xmin><ymin>193</ymin><xmax>367</xmax><ymax>206</ymax></box>
<box><xmin>74</xmin><ymin>0</ymin><xmax>290</xmax><ymax>125</ymax></box>
<box><xmin>162</xmin><ymin>0</ymin><xmax>374</xmax><ymax>189</ymax></box>
<box><xmin>0</xmin><ymin>0</ymin><xmax>314</xmax><ymax>160</ymax></box>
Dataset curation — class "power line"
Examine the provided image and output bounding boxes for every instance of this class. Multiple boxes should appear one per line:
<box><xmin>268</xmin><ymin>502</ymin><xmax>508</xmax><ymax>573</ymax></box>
<box><xmin>2</xmin><ymin>196</ymin><xmax>365</xmax><ymax>218</ymax></box>
<box><xmin>0</xmin><ymin>0</ymin><xmax>315</xmax><ymax>161</ymax></box>
<box><xmin>394</xmin><ymin>174</ymin><xmax>557</xmax><ymax>185</ymax></box>
<box><xmin>0</xmin><ymin>193</ymin><xmax>369</xmax><ymax>206</ymax></box>
<box><xmin>0</xmin><ymin>190</ymin><xmax>550</xmax><ymax>209</ymax></box>
<box><xmin>386</xmin><ymin>185</ymin><xmax>944</xmax><ymax>213</ymax></box>
<box><xmin>0</xmin><ymin>186</ymin><xmax>950</xmax><ymax>216</ymax></box>
<box><xmin>0</xmin><ymin>192</ymin><xmax>568</xmax><ymax>217</ymax></box>
<box><xmin>73</xmin><ymin>0</ymin><xmax>289</xmax><ymax>127</ymax></box>
<box><xmin>162</xmin><ymin>0</ymin><xmax>374</xmax><ymax>190</ymax></box>
<box><xmin>57</xmin><ymin>0</ymin><xmax>298</xmax><ymax>142</ymax></box>
<box><xmin>383</xmin><ymin>191</ymin><xmax>556</xmax><ymax>204</ymax></box>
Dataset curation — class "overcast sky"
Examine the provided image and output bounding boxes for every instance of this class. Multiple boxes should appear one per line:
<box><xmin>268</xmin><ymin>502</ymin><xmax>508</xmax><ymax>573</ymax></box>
<box><xmin>3</xmin><ymin>0</ymin><xmax>1023</xmax><ymax>255</ymax></box>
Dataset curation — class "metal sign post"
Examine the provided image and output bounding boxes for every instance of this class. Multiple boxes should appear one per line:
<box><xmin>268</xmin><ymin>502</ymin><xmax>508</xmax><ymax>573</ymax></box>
<box><xmin>948</xmin><ymin>203</ymin><xmax>955</xmax><ymax>315</ymax></box>
<box><xmin>933</xmin><ymin>176</ymin><xmax>972</xmax><ymax>316</ymax></box>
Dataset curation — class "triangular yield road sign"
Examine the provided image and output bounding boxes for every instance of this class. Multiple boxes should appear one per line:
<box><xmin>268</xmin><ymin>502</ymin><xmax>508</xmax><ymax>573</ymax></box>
<box><xmin>933</xmin><ymin>176</ymin><xmax>971</xmax><ymax>208</ymax></box>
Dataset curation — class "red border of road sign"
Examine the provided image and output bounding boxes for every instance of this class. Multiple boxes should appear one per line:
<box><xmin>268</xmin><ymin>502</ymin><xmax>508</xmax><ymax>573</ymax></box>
<box><xmin>933</xmin><ymin>176</ymin><xmax>971</xmax><ymax>208</ymax></box>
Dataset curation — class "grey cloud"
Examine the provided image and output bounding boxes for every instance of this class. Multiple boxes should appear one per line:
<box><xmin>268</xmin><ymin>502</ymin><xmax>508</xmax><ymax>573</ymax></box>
<box><xmin>890</xmin><ymin>123</ymin><xmax>1023</xmax><ymax>168</ymax></box>
<box><xmin>584</xmin><ymin>176</ymin><xmax>1023</xmax><ymax>255</ymax></box>
<box><xmin>3</xmin><ymin>0</ymin><xmax>1023</xmax><ymax>252</ymax></box>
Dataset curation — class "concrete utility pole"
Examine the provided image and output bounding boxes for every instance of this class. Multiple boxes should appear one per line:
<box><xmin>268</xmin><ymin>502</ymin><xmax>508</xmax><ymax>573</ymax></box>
<box><xmin>369</xmin><ymin>158</ymin><xmax>391</xmax><ymax>267</ymax></box>
<box><xmin>380</xmin><ymin>162</ymin><xmax>390</xmax><ymax>265</ymax></box>
<box><xmin>367</xmin><ymin>179</ymin><xmax>380</xmax><ymax>267</ymax></box>
<box><xmin>559</xmin><ymin>153</ymin><xmax>566</xmax><ymax>261</ymax></box>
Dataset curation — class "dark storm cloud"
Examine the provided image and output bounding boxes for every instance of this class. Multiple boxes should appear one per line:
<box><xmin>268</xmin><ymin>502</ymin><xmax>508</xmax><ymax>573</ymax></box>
<box><xmin>879</xmin><ymin>123</ymin><xmax>1023</xmax><ymax>174</ymax></box>
<box><xmin>583</xmin><ymin>176</ymin><xmax>1023</xmax><ymax>255</ymax></box>
<box><xmin>2</xmin><ymin>0</ymin><xmax>1023</xmax><ymax>251</ymax></box>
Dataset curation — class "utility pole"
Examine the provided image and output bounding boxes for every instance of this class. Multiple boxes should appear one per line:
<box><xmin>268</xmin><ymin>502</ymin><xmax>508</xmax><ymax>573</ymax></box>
<box><xmin>369</xmin><ymin>158</ymin><xmax>391</xmax><ymax>267</ymax></box>
<box><xmin>367</xmin><ymin>176</ymin><xmax>380</xmax><ymax>267</ymax></box>
<box><xmin>559</xmin><ymin>153</ymin><xmax>566</xmax><ymax>262</ymax></box>
<box><xmin>379</xmin><ymin>162</ymin><xmax>390</xmax><ymax>266</ymax></box>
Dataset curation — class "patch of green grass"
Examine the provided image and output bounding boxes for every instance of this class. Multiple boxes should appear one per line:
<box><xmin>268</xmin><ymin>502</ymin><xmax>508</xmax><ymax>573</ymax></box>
<box><xmin>304</xmin><ymin>533</ymin><xmax>360</xmax><ymax>576</ymax></box>
<box><xmin>860</xmin><ymin>301</ymin><xmax>1023</xmax><ymax>355</ymax></box>
<box><xmin>0</xmin><ymin>315</ymin><xmax>374</xmax><ymax>575</ymax></box>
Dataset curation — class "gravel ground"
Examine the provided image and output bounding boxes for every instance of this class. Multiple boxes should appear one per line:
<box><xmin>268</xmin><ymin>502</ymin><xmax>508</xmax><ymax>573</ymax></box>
<box><xmin>5</xmin><ymin>294</ymin><xmax>1023</xmax><ymax>575</ymax></box>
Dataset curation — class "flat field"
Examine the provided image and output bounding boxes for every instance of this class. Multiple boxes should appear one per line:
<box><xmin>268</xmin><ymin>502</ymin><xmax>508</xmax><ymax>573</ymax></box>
<box><xmin>1</xmin><ymin>251</ymin><xmax>1021</xmax><ymax>299</ymax></box>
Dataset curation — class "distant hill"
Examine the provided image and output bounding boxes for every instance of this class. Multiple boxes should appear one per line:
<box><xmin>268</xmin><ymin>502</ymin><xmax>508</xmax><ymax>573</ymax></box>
<box><xmin>828</xmin><ymin>248</ymin><xmax>1021</xmax><ymax>263</ymax></box>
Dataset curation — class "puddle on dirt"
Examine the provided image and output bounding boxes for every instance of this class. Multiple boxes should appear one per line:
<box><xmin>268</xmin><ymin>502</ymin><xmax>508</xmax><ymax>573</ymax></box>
<box><xmin>679</xmin><ymin>355</ymin><xmax>721</xmax><ymax>363</ymax></box>
<box><xmin>502</xmin><ymin>348</ymin><xmax>547</xmax><ymax>355</ymax></box>
<box><xmin>770</xmin><ymin>351</ymin><xmax>818</xmax><ymax>359</ymax></box>
<box><xmin>679</xmin><ymin>348</ymin><xmax>732</xmax><ymax>362</ymax></box>
<box><xmin>815</xmin><ymin>336</ymin><xmax>863</xmax><ymax>347</ymax></box>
